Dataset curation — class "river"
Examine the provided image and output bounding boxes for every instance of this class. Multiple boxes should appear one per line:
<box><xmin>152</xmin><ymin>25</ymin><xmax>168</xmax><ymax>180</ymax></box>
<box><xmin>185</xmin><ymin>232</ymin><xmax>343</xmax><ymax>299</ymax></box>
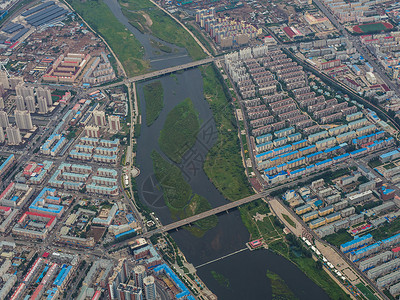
<box><xmin>103</xmin><ymin>0</ymin><xmax>331</xmax><ymax>298</ymax></box>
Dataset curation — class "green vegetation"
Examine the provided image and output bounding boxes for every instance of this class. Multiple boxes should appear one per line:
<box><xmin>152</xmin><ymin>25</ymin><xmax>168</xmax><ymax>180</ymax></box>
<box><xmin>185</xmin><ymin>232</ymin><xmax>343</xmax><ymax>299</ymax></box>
<box><xmin>151</xmin><ymin>151</ymin><xmax>217</xmax><ymax>236</ymax></box>
<box><xmin>152</xmin><ymin>150</ymin><xmax>191</xmax><ymax>210</ymax></box>
<box><xmin>239</xmin><ymin>200</ymin><xmax>283</xmax><ymax>243</ymax></box>
<box><xmin>120</xmin><ymin>0</ymin><xmax>206</xmax><ymax>60</ymax></box>
<box><xmin>266</xmin><ymin>270</ymin><xmax>298</xmax><ymax>300</ymax></box>
<box><xmin>184</xmin><ymin>194</ymin><xmax>218</xmax><ymax>237</ymax></box>
<box><xmin>355</xmin><ymin>200</ymin><xmax>383</xmax><ymax>214</ymax></box>
<box><xmin>159</xmin><ymin>98</ymin><xmax>200</xmax><ymax>163</ymax></box>
<box><xmin>291</xmin><ymin>255</ymin><xmax>350</xmax><ymax>300</ymax></box>
<box><xmin>323</xmin><ymin>229</ymin><xmax>353</xmax><ymax>247</ymax></box>
<box><xmin>201</xmin><ymin>65</ymin><xmax>253</xmax><ymax>201</ymax></box>
<box><xmin>143</xmin><ymin>81</ymin><xmax>164</xmax><ymax>126</ymax></box>
<box><xmin>211</xmin><ymin>271</ymin><xmax>230</xmax><ymax>288</ymax></box>
<box><xmin>150</xmin><ymin>39</ymin><xmax>173</xmax><ymax>53</ymax></box>
<box><xmin>358</xmin><ymin>23</ymin><xmax>388</xmax><ymax>33</ymax></box>
<box><xmin>356</xmin><ymin>283</ymin><xmax>380</xmax><ymax>300</ymax></box>
<box><xmin>369</xmin><ymin>217</ymin><xmax>400</xmax><ymax>240</ymax></box>
<box><xmin>186</xmin><ymin>22</ymin><xmax>215</xmax><ymax>56</ymax></box>
<box><xmin>67</xmin><ymin>0</ymin><xmax>149</xmax><ymax>76</ymax></box>
<box><xmin>282</xmin><ymin>214</ymin><xmax>296</xmax><ymax>228</ymax></box>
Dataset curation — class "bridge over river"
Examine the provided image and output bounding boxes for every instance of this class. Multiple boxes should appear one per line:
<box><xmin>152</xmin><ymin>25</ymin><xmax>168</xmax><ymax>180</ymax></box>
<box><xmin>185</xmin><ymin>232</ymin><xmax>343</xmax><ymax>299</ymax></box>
<box><xmin>111</xmin><ymin>191</ymin><xmax>269</xmax><ymax>248</ymax></box>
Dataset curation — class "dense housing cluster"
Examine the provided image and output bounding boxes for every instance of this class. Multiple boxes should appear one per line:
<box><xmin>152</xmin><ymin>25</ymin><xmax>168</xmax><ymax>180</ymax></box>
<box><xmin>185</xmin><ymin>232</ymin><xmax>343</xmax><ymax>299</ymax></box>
<box><xmin>225</xmin><ymin>45</ymin><xmax>394</xmax><ymax>186</ymax></box>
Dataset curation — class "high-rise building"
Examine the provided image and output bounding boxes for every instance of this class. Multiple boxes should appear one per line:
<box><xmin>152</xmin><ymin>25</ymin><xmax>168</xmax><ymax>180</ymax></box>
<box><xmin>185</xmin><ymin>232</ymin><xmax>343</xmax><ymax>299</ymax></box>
<box><xmin>108</xmin><ymin>259</ymin><xmax>129</xmax><ymax>299</ymax></box>
<box><xmin>143</xmin><ymin>276</ymin><xmax>156</xmax><ymax>300</ymax></box>
<box><xmin>6</xmin><ymin>126</ymin><xmax>21</xmax><ymax>145</ymax></box>
<box><xmin>0</xmin><ymin>97</ymin><xmax>4</xmax><ymax>109</ymax></box>
<box><xmin>37</xmin><ymin>97</ymin><xmax>48</xmax><ymax>114</ymax></box>
<box><xmin>108</xmin><ymin>115</ymin><xmax>121</xmax><ymax>132</ymax></box>
<box><xmin>0</xmin><ymin>71</ymin><xmax>9</xmax><ymax>89</ymax></box>
<box><xmin>93</xmin><ymin>110</ymin><xmax>106</xmax><ymax>126</ymax></box>
<box><xmin>16</xmin><ymin>95</ymin><xmax>25</xmax><ymax>111</ymax></box>
<box><xmin>133</xmin><ymin>265</ymin><xmax>146</xmax><ymax>288</ymax></box>
<box><xmin>0</xmin><ymin>84</ymin><xmax>5</xmax><ymax>97</ymax></box>
<box><xmin>25</xmin><ymin>96</ymin><xmax>36</xmax><ymax>113</ymax></box>
<box><xmin>15</xmin><ymin>110</ymin><xmax>33</xmax><ymax>130</ymax></box>
<box><xmin>0</xmin><ymin>111</ymin><xmax>9</xmax><ymax>128</ymax></box>
<box><xmin>117</xmin><ymin>282</ymin><xmax>143</xmax><ymax>300</ymax></box>
<box><xmin>36</xmin><ymin>87</ymin><xmax>52</xmax><ymax>106</ymax></box>
<box><xmin>16</xmin><ymin>84</ymin><xmax>34</xmax><ymax>99</ymax></box>
<box><xmin>85</xmin><ymin>125</ymin><xmax>100</xmax><ymax>138</ymax></box>
<box><xmin>0</xmin><ymin>127</ymin><xmax>4</xmax><ymax>143</ymax></box>
<box><xmin>9</xmin><ymin>76</ymin><xmax>23</xmax><ymax>90</ymax></box>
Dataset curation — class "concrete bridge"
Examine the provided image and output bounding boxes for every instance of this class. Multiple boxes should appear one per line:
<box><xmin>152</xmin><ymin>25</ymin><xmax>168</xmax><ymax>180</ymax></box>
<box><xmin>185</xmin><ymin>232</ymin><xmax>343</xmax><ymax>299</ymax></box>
<box><xmin>160</xmin><ymin>191</ymin><xmax>267</xmax><ymax>232</ymax></box>
<box><xmin>101</xmin><ymin>57</ymin><xmax>216</xmax><ymax>90</ymax></box>
<box><xmin>113</xmin><ymin>191</ymin><xmax>269</xmax><ymax>248</ymax></box>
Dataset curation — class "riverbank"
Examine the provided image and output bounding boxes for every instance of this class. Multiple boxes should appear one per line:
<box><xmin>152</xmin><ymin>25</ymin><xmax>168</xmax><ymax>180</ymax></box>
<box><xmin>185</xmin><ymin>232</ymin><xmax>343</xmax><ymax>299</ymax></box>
<box><xmin>67</xmin><ymin>0</ymin><xmax>149</xmax><ymax>76</ymax></box>
<box><xmin>119</xmin><ymin>0</ymin><xmax>207</xmax><ymax>60</ymax></box>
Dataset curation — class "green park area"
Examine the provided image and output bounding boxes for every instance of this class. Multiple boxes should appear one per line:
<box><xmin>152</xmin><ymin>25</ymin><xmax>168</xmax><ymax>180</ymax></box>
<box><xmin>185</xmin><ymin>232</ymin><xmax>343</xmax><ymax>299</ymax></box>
<box><xmin>239</xmin><ymin>200</ymin><xmax>283</xmax><ymax>244</ymax></box>
<box><xmin>143</xmin><ymin>81</ymin><xmax>164</xmax><ymax>126</ymax></box>
<box><xmin>67</xmin><ymin>0</ymin><xmax>149</xmax><ymax>77</ymax></box>
<box><xmin>266</xmin><ymin>270</ymin><xmax>298</xmax><ymax>300</ymax></box>
<box><xmin>158</xmin><ymin>98</ymin><xmax>200</xmax><ymax>163</ymax></box>
<box><xmin>201</xmin><ymin>65</ymin><xmax>253</xmax><ymax>201</ymax></box>
<box><xmin>323</xmin><ymin>229</ymin><xmax>353</xmax><ymax>247</ymax></box>
<box><xmin>119</xmin><ymin>0</ymin><xmax>206</xmax><ymax>60</ymax></box>
<box><xmin>151</xmin><ymin>151</ymin><xmax>217</xmax><ymax>237</ymax></box>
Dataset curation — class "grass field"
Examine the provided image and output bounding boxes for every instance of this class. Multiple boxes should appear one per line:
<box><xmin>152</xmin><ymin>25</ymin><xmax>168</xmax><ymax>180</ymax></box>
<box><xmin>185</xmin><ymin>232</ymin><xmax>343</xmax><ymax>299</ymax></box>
<box><xmin>143</xmin><ymin>81</ymin><xmax>164</xmax><ymax>126</ymax></box>
<box><xmin>323</xmin><ymin>230</ymin><xmax>353</xmax><ymax>247</ymax></box>
<box><xmin>119</xmin><ymin>0</ymin><xmax>206</xmax><ymax>60</ymax></box>
<box><xmin>67</xmin><ymin>0</ymin><xmax>149</xmax><ymax>77</ymax></box>
<box><xmin>158</xmin><ymin>98</ymin><xmax>200</xmax><ymax>163</ymax></box>
<box><xmin>356</xmin><ymin>283</ymin><xmax>380</xmax><ymax>300</ymax></box>
<box><xmin>353</xmin><ymin>22</ymin><xmax>393</xmax><ymax>34</ymax></box>
<box><xmin>151</xmin><ymin>151</ymin><xmax>217</xmax><ymax>236</ymax></box>
<box><xmin>201</xmin><ymin>65</ymin><xmax>253</xmax><ymax>201</ymax></box>
<box><xmin>359</xmin><ymin>23</ymin><xmax>387</xmax><ymax>32</ymax></box>
<box><xmin>282</xmin><ymin>214</ymin><xmax>296</xmax><ymax>228</ymax></box>
<box><xmin>266</xmin><ymin>270</ymin><xmax>298</xmax><ymax>300</ymax></box>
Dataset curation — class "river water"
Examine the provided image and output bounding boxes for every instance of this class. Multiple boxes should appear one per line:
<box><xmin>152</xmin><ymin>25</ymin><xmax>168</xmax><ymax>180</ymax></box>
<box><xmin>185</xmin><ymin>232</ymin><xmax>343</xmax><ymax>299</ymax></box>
<box><xmin>103</xmin><ymin>0</ymin><xmax>331</xmax><ymax>298</ymax></box>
